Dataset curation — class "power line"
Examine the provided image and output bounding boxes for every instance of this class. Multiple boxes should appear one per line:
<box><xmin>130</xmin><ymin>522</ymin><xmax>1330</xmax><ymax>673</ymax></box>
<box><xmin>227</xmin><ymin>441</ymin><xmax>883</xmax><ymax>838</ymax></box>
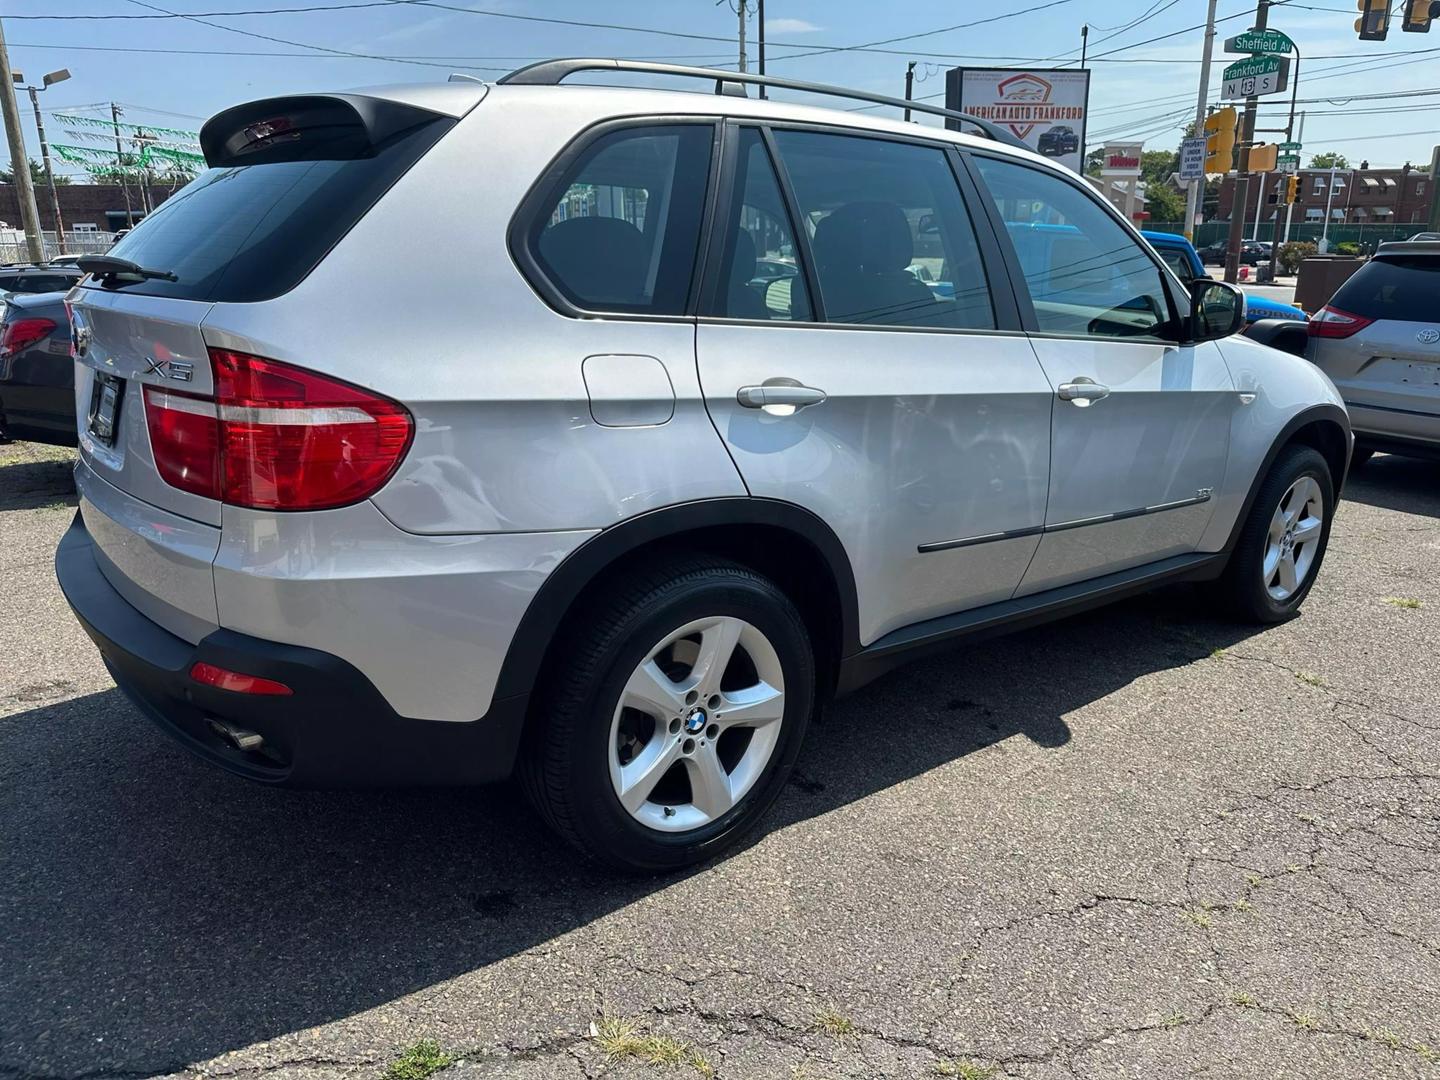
<box><xmin>6</xmin><ymin>0</ymin><xmax>414</xmax><ymax>18</ymax></box>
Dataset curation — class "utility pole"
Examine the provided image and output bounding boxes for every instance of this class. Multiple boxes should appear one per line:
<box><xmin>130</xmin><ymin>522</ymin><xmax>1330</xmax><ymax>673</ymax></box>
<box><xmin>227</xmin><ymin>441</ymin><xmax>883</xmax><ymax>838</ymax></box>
<box><xmin>111</xmin><ymin>102</ymin><xmax>135</xmax><ymax>229</ymax></box>
<box><xmin>904</xmin><ymin>61</ymin><xmax>916</xmax><ymax>122</ymax></box>
<box><xmin>757</xmin><ymin>0</ymin><xmax>766</xmax><ymax>97</ymax></box>
<box><xmin>1224</xmin><ymin>0</ymin><xmax>1269</xmax><ymax>283</ymax></box>
<box><xmin>737</xmin><ymin>0</ymin><xmax>747</xmax><ymax>74</ymax></box>
<box><xmin>1184</xmin><ymin>0</ymin><xmax>1219</xmax><ymax>242</ymax></box>
<box><xmin>17</xmin><ymin>68</ymin><xmax>71</xmax><ymax>255</ymax></box>
<box><xmin>0</xmin><ymin>18</ymin><xmax>46</xmax><ymax>263</ymax></box>
<box><xmin>1319</xmin><ymin>164</ymin><xmax>1338</xmax><ymax>252</ymax></box>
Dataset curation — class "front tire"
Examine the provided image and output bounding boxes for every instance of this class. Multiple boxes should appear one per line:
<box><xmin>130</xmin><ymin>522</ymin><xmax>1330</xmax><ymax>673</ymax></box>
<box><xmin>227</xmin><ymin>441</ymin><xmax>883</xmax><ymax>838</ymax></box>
<box><xmin>1219</xmin><ymin>445</ymin><xmax>1334</xmax><ymax>623</ymax></box>
<box><xmin>520</xmin><ymin>557</ymin><xmax>815</xmax><ymax>872</ymax></box>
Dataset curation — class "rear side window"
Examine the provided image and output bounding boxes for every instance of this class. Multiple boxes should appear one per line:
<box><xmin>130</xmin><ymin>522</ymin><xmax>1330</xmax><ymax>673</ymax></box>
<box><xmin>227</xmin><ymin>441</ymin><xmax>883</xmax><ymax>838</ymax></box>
<box><xmin>85</xmin><ymin>113</ymin><xmax>452</xmax><ymax>303</ymax></box>
<box><xmin>524</xmin><ymin>124</ymin><xmax>714</xmax><ymax>316</ymax></box>
<box><xmin>10</xmin><ymin>273</ymin><xmax>79</xmax><ymax>294</ymax></box>
<box><xmin>709</xmin><ymin>128</ymin><xmax>812</xmax><ymax>321</ymax></box>
<box><xmin>1331</xmin><ymin>257</ymin><xmax>1440</xmax><ymax>322</ymax></box>
<box><xmin>772</xmin><ymin>130</ymin><xmax>996</xmax><ymax>330</ymax></box>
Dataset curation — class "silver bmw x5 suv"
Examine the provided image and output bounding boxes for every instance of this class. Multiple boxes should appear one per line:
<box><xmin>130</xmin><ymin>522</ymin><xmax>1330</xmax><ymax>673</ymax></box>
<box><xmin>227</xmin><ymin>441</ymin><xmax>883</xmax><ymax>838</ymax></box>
<box><xmin>57</xmin><ymin>61</ymin><xmax>1350</xmax><ymax>870</ymax></box>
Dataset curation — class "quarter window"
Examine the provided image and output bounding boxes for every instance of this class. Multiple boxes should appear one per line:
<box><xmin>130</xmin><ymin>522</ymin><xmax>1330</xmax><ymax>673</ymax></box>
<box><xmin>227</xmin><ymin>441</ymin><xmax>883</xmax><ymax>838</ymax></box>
<box><xmin>711</xmin><ymin>129</ymin><xmax>812</xmax><ymax>321</ymax></box>
<box><xmin>972</xmin><ymin>156</ymin><xmax>1176</xmax><ymax>340</ymax></box>
<box><xmin>527</xmin><ymin>124</ymin><xmax>713</xmax><ymax>315</ymax></box>
<box><xmin>770</xmin><ymin>130</ymin><xmax>996</xmax><ymax>330</ymax></box>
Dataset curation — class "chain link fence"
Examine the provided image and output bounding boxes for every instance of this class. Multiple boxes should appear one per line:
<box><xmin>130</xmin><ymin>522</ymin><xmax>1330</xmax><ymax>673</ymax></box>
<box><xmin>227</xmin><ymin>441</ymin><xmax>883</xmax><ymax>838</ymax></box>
<box><xmin>1145</xmin><ymin>220</ymin><xmax>1421</xmax><ymax>249</ymax></box>
<box><xmin>0</xmin><ymin>230</ymin><xmax>116</xmax><ymax>264</ymax></box>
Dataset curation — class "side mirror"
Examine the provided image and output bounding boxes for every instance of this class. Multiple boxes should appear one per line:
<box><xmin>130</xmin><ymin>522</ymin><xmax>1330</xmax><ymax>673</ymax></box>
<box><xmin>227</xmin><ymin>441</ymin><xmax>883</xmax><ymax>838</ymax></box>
<box><xmin>1190</xmin><ymin>279</ymin><xmax>1245</xmax><ymax>341</ymax></box>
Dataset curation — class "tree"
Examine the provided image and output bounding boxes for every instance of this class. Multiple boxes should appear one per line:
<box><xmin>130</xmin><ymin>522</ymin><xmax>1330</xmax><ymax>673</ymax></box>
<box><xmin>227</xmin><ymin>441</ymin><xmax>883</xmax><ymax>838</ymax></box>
<box><xmin>0</xmin><ymin>159</ymin><xmax>69</xmax><ymax>186</ymax></box>
<box><xmin>1310</xmin><ymin>152</ymin><xmax>1349</xmax><ymax>169</ymax></box>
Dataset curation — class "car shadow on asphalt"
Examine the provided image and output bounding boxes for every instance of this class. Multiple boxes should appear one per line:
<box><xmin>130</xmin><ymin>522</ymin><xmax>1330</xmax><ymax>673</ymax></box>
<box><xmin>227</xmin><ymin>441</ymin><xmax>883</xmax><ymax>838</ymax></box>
<box><xmin>1341</xmin><ymin>454</ymin><xmax>1440</xmax><ymax>519</ymax></box>
<box><xmin>0</xmin><ymin>589</ymin><xmax>1264</xmax><ymax>1075</ymax></box>
<box><xmin>0</xmin><ymin>453</ymin><xmax>78</xmax><ymax>512</ymax></box>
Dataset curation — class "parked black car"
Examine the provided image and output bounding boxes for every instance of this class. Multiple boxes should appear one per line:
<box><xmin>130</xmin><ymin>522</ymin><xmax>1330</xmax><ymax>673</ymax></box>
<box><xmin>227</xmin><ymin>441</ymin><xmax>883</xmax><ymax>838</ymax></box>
<box><xmin>0</xmin><ymin>292</ymin><xmax>76</xmax><ymax>446</ymax></box>
<box><xmin>0</xmin><ymin>265</ymin><xmax>83</xmax><ymax>295</ymax></box>
<box><xmin>1037</xmin><ymin>125</ymin><xmax>1079</xmax><ymax>157</ymax></box>
<box><xmin>1197</xmin><ymin>240</ymin><xmax>1267</xmax><ymax>267</ymax></box>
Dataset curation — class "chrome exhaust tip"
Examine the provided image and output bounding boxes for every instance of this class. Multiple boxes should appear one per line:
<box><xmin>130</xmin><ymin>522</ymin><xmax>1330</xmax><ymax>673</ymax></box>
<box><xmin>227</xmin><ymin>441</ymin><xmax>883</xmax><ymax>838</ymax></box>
<box><xmin>207</xmin><ymin>718</ymin><xmax>265</xmax><ymax>752</ymax></box>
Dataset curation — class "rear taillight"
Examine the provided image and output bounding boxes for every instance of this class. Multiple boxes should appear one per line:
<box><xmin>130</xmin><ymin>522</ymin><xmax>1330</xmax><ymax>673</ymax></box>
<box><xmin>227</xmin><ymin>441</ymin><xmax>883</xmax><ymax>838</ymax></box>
<box><xmin>1308</xmin><ymin>306</ymin><xmax>1374</xmax><ymax>339</ymax></box>
<box><xmin>143</xmin><ymin>348</ymin><xmax>413</xmax><ymax>510</ymax></box>
<box><xmin>1</xmin><ymin>316</ymin><xmax>57</xmax><ymax>357</ymax></box>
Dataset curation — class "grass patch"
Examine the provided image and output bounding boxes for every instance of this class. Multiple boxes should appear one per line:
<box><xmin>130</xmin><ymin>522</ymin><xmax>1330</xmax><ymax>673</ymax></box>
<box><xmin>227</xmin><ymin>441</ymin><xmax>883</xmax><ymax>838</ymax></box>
<box><xmin>1295</xmin><ymin>671</ymin><xmax>1325</xmax><ymax>688</ymax></box>
<box><xmin>1291</xmin><ymin>1011</ymin><xmax>1318</xmax><ymax>1031</ymax></box>
<box><xmin>1182</xmin><ymin>908</ymin><xmax>1213</xmax><ymax>929</ymax></box>
<box><xmin>934</xmin><ymin>1061</ymin><xmax>996</xmax><ymax>1079</ymax></box>
<box><xmin>1162</xmin><ymin>1011</ymin><xmax>1186</xmax><ymax>1028</ymax></box>
<box><xmin>1365</xmin><ymin>1027</ymin><xmax>1402</xmax><ymax>1049</ymax></box>
<box><xmin>814</xmin><ymin>1006</ymin><xmax>857</xmax><ymax>1039</ymax></box>
<box><xmin>382</xmin><ymin>1040</ymin><xmax>453</xmax><ymax>1080</ymax></box>
<box><xmin>1231</xmin><ymin>991</ymin><xmax>1257</xmax><ymax>1007</ymax></box>
<box><xmin>1210</xmin><ymin>647</ymin><xmax>1228</xmax><ymax>659</ymax></box>
<box><xmin>592</xmin><ymin>1017</ymin><xmax>709</xmax><ymax>1073</ymax></box>
<box><xmin>1233</xmin><ymin>897</ymin><xmax>1253</xmax><ymax>913</ymax></box>
<box><xmin>1383</xmin><ymin>596</ymin><xmax>1422</xmax><ymax>610</ymax></box>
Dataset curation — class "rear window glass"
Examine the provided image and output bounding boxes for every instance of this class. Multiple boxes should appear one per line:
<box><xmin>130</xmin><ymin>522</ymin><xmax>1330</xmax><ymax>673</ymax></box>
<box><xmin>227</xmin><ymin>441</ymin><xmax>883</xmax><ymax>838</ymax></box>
<box><xmin>83</xmin><ymin>116</ymin><xmax>452</xmax><ymax>303</ymax></box>
<box><xmin>1331</xmin><ymin>256</ymin><xmax>1440</xmax><ymax>323</ymax></box>
<box><xmin>522</xmin><ymin>124</ymin><xmax>714</xmax><ymax>315</ymax></box>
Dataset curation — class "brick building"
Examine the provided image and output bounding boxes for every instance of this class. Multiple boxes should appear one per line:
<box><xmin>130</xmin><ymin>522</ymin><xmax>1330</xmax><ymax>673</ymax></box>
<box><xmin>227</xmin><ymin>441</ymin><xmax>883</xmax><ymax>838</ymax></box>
<box><xmin>0</xmin><ymin>183</ymin><xmax>178</xmax><ymax>236</ymax></box>
<box><xmin>1217</xmin><ymin>163</ymin><xmax>1434</xmax><ymax>228</ymax></box>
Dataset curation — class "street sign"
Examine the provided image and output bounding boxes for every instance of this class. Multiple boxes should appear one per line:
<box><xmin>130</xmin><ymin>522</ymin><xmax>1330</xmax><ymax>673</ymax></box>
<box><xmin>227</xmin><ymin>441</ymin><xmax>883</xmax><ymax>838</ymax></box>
<box><xmin>1224</xmin><ymin>28</ymin><xmax>1296</xmax><ymax>55</ymax></box>
<box><xmin>1277</xmin><ymin>153</ymin><xmax>1301</xmax><ymax>172</ymax></box>
<box><xmin>1221</xmin><ymin>55</ymin><xmax>1291</xmax><ymax>100</ymax></box>
<box><xmin>1279</xmin><ymin>141</ymin><xmax>1303</xmax><ymax>151</ymax></box>
<box><xmin>1179</xmin><ymin>136</ymin><xmax>1207</xmax><ymax>181</ymax></box>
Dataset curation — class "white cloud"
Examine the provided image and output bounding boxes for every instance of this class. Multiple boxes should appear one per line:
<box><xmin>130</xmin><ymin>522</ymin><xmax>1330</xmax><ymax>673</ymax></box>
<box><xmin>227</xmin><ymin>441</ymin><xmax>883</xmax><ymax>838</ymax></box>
<box><xmin>766</xmin><ymin>18</ymin><xmax>821</xmax><ymax>33</ymax></box>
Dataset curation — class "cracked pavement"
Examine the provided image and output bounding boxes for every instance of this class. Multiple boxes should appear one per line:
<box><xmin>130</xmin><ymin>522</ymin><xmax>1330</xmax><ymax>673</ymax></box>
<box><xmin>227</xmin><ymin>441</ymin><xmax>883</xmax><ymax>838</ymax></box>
<box><xmin>2</xmin><ymin>442</ymin><xmax>1438</xmax><ymax>1080</ymax></box>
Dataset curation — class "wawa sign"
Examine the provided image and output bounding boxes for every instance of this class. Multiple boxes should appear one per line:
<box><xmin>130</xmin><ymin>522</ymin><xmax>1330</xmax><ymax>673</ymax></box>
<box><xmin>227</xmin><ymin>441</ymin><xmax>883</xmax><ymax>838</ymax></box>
<box><xmin>945</xmin><ymin>67</ymin><xmax>1092</xmax><ymax>175</ymax></box>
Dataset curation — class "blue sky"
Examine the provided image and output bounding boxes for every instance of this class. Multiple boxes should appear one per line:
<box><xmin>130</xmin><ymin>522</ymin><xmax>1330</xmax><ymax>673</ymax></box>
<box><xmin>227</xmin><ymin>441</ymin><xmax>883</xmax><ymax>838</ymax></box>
<box><xmin>8</xmin><ymin>0</ymin><xmax>1440</xmax><ymax>179</ymax></box>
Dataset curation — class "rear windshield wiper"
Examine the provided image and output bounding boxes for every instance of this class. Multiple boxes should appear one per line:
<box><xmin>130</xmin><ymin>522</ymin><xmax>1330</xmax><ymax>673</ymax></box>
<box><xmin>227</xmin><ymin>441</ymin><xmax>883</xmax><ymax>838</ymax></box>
<box><xmin>76</xmin><ymin>255</ymin><xmax>178</xmax><ymax>284</ymax></box>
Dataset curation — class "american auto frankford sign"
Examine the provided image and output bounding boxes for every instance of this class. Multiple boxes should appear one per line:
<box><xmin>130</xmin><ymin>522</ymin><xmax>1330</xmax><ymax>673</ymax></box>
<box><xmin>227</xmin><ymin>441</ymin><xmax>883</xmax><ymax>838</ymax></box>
<box><xmin>946</xmin><ymin>67</ymin><xmax>1092</xmax><ymax>175</ymax></box>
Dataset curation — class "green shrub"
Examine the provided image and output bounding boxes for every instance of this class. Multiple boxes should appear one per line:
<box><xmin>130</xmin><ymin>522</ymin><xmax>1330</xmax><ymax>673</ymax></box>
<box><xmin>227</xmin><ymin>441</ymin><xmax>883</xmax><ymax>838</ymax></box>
<box><xmin>1277</xmin><ymin>241</ymin><xmax>1317</xmax><ymax>274</ymax></box>
<box><xmin>1333</xmin><ymin>241</ymin><xmax>1361</xmax><ymax>256</ymax></box>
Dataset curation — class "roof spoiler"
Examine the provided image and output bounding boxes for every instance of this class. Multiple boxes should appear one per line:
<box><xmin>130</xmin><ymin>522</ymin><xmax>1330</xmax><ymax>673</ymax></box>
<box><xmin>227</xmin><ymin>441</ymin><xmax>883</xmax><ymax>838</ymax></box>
<box><xmin>200</xmin><ymin>94</ymin><xmax>445</xmax><ymax>167</ymax></box>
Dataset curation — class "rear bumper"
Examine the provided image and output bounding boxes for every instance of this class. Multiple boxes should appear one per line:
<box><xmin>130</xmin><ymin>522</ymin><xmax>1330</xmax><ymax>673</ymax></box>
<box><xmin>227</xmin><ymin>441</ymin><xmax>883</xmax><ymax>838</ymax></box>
<box><xmin>1344</xmin><ymin>400</ymin><xmax>1440</xmax><ymax>456</ymax></box>
<box><xmin>56</xmin><ymin>512</ymin><xmax>527</xmax><ymax>787</ymax></box>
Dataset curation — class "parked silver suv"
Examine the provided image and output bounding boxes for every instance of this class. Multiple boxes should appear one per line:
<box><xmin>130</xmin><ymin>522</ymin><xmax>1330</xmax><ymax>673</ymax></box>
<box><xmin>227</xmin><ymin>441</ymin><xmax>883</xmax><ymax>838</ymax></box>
<box><xmin>1308</xmin><ymin>241</ymin><xmax>1439</xmax><ymax>465</ymax></box>
<box><xmin>57</xmin><ymin>62</ymin><xmax>1350</xmax><ymax>870</ymax></box>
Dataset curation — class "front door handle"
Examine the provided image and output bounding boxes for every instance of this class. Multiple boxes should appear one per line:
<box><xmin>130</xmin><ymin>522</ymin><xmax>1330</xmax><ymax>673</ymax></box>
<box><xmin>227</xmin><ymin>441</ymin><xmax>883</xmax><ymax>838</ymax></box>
<box><xmin>1057</xmin><ymin>377</ymin><xmax>1110</xmax><ymax>407</ymax></box>
<box><xmin>736</xmin><ymin>381</ymin><xmax>828</xmax><ymax>410</ymax></box>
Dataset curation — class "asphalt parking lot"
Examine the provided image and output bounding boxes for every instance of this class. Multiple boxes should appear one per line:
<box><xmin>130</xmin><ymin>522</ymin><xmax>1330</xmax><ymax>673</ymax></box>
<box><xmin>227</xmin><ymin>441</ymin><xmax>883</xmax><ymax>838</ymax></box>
<box><xmin>2</xmin><ymin>440</ymin><xmax>1438</xmax><ymax>1080</ymax></box>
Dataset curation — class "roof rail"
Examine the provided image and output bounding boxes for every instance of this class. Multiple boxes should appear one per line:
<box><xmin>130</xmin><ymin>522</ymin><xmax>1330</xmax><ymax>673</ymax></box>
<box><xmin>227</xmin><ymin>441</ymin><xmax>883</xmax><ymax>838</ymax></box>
<box><xmin>497</xmin><ymin>58</ymin><xmax>1029</xmax><ymax>151</ymax></box>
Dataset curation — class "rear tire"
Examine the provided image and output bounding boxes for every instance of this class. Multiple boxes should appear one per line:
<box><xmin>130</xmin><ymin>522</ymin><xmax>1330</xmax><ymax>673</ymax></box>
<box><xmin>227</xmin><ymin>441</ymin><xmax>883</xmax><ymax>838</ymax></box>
<box><xmin>520</xmin><ymin>557</ymin><xmax>815</xmax><ymax>872</ymax></box>
<box><xmin>1219</xmin><ymin>445</ymin><xmax>1334</xmax><ymax>624</ymax></box>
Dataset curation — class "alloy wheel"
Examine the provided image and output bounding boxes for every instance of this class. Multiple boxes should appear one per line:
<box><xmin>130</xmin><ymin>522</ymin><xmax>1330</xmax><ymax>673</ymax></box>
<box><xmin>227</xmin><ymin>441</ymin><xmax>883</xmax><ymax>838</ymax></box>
<box><xmin>1263</xmin><ymin>475</ymin><xmax>1324</xmax><ymax>601</ymax></box>
<box><xmin>607</xmin><ymin>615</ymin><xmax>786</xmax><ymax>833</ymax></box>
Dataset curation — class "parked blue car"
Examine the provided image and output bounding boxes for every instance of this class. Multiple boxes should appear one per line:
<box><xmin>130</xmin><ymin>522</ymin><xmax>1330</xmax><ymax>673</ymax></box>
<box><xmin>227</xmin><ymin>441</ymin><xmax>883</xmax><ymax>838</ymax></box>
<box><xmin>1142</xmin><ymin>230</ymin><xmax>1307</xmax><ymax>323</ymax></box>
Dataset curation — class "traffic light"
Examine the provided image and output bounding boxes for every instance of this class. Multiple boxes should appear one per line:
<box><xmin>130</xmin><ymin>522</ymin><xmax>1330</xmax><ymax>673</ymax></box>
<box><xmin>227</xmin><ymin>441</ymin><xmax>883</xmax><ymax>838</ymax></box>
<box><xmin>1242</xmin><ymin>143</ymin><xmax>1279</xmax><ymax>172</ymax></box>
<box><xmin>1402</xmin><ymin>0</ymin><xmax>1440</xmax><ymax>31</ymax></box>
<box><xmin>1357</xmin><ymin>0</ymin><xmax>1391</xmax><ymax>39</ymax></box>
<box><xmin>1204</xmin><ymin>107</ymin><xmax>1238</xmax><ymax>174</ymax></box>
<box><xmin>1285</xmin><ymin>175</ymin><xmax>1300</xmax><ymax>204</ymax></box>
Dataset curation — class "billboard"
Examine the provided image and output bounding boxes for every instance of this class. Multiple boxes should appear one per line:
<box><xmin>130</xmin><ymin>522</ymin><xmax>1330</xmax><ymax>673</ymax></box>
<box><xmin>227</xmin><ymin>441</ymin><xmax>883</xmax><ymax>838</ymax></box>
<box><xmin>945</xmin><ymin>68</ymin><xmax>1092</xmax><ymax>175</ymax></box>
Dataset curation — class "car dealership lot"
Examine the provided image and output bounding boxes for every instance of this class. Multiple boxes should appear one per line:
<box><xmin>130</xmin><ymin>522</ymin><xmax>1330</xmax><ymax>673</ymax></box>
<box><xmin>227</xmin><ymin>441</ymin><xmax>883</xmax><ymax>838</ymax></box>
<box><xmin>2</xmin><ymin>443</ymin><xmax>1438</xmax><ymax>1080</ymax></box>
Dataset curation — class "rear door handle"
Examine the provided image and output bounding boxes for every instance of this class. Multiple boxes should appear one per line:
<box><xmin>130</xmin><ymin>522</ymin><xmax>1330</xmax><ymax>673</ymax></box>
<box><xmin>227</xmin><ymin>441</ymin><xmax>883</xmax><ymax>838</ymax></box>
<box><xmin>736</xmin><ymin>382</ymin><xmax>828</xmax><ymax>410</ymax></box>
<box><xmin>1057</xmin><ymin>377</ymin><xmax>1110</xmax><ymax>407</ymax></box>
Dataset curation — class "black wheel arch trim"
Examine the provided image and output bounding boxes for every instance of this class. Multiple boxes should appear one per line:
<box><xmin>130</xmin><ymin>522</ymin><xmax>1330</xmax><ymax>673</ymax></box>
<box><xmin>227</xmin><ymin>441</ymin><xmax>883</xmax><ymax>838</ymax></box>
<box><xmin>1222</xmin><ymin>402</ymin><xmax>1351</xmax><ymax>554</ymax></box>
<box><xmin>489</xmin><ymin>497</ymin><xmax>862</xmax><ymax>702</ymax></box>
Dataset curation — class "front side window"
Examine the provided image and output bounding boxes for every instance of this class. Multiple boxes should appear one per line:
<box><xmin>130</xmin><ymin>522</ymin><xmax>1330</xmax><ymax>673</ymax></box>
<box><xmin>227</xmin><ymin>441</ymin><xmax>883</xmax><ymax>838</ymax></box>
<box><xmin>972</xmin><ymin>155</ymin><xmax>1176</xmax><ymax>340</ymax></box>
<box><xmin>1156</xmin><ymin>248</ymin><xmax>1195</xmax><ymax>284</ymax></box>
<box><xmin>770</xmin><ymin>129</ymin><xmax>996</xmax><ymax>330</ymax></box>
<box><xmin>527</xmin><ymin>124</ymin><xmax>713</xmax><ymax>315</ymax></box>
<box><xmin>711</xmin><ymin>129</ymin><xmax>812</xmax><ymax>321</ymax></box>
